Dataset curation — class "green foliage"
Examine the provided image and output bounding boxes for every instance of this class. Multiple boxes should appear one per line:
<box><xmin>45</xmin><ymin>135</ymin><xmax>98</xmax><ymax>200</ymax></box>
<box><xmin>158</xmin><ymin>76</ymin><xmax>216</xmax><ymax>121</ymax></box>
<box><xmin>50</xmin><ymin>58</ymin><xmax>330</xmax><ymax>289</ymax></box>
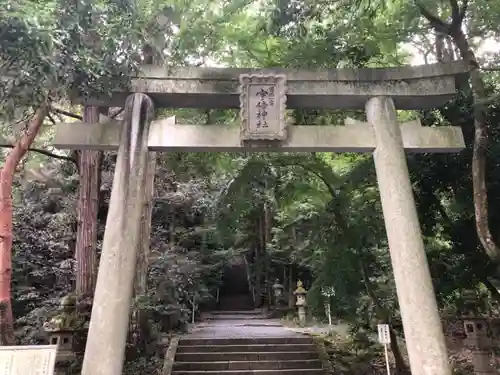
<box><xmin>12</xmin><ymin>164</ymin><xmax>77</xmax><ymax>343</ymax></box>
<box><xmin>0</xmin><ymin>0</ymin><xmax>159</xmax><ymax>125</ymax></box>
<box><xmin>133</xmin><ymin>156</ymin><xmax>234</xmax><ymax>331</ymax></box>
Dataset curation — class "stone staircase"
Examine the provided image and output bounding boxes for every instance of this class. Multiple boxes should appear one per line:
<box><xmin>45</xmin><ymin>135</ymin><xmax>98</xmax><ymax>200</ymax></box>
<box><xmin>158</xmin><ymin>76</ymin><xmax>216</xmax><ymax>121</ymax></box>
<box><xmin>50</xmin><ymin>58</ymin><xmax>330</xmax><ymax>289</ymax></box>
<box><xmin>217</xmin><ymin>295</ymin><xmax>254</xmax><ymax>312</ymax></box>
<box><xmin>172</xmin><ymin>336</ymin><xmax>324</xmax><ymax>375</ymax></box>
<box><xmin>209</xmin><ymin>309</ymin><xmax>264</xmax><ymax>320</ymax></box>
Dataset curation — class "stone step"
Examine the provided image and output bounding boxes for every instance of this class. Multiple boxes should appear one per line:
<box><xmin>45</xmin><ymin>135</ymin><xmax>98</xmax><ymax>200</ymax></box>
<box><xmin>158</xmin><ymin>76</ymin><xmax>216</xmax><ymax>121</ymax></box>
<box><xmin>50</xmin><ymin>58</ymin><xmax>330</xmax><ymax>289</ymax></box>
<box><xmin>209</xmin><ymin>315</ymin><xmax>267</xmax><ymax>320</ymax></box>
<box><xmin>218</xmin><ymin>295</ymin><xmax>254</xmax><ymax>311</ymax></box>
<box><xmin>179</xmin><ymin>337</ymin><xmax>312</xmax><ymax>347</ymax></box>
<box><xmin>175</xmin><ymin>351</ymin><xmax>318</xmax><ymax>362</ymax></box>
<box><xmin>176</xmin><ymin>344</ymin><xmax>316</xmax><ymax>353</ymax></box>
<box><xmin>211</xmin><ymin>310</ymin><xmax>262</xmax><ymax>315</ymax></box>
<box><xmin>172</xmin><ymin>369</ymin><xmax>324</xmax><ymax>375</ymax></box>
<box><xmin>174</xmin><ymin>360</ymin><xmax>322</xmax><ymax>371</ymax></box>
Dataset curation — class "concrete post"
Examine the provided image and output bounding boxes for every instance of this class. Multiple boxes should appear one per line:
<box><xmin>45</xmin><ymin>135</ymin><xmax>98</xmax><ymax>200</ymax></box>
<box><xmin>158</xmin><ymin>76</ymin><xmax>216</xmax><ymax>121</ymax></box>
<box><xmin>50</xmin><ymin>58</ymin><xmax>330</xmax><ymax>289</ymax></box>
<box><xmin>81</xmin><ymin>93</ymin><xmax>155</xmax><ymax>375</ymax></box>
<box><xmin>367</xmin><ymin>97</ymin><xmax>451</xmax><ymax>375</ymax></box>
<box><xmin>471</xmin><ymin>350</ymin><xmax>496</xmax><ymax>375</ymax></box>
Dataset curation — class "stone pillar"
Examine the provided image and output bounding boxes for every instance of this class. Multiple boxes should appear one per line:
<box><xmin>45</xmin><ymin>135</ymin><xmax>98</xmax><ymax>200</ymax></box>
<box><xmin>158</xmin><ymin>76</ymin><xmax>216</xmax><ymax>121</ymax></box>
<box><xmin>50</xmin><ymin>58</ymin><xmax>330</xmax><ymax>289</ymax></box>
<box><xmin>471</xmin><ymin>351</ymin><xmax>495</xmax><ymax>375</ymax></box>
<box><xmin>81</xmin><ymin>93</ymin><xmax>155</xmax><ymax>375</ymax></box>
<box><xmin>272</xmin><ymin>279</ymin><xmax>284</xmax><ymax>307</ymax></box>
<box><xmin>44</xmin><ymin>295</ymin><xmax>81</xmax><ymax>375</ymax></box>
<box><xmin>367</xmin><ymin>97</ymin><xmax>451</xmax><ymax>375</ymax></box>
<box><xmin>294</xmin><ymin>281</ymin><xmax>307</xmax><ymax>326</ymax></box>
<box><xmin>463</xmin><ymin>316</ymin><xmax>496</xmax><ymax>375</ymax></box>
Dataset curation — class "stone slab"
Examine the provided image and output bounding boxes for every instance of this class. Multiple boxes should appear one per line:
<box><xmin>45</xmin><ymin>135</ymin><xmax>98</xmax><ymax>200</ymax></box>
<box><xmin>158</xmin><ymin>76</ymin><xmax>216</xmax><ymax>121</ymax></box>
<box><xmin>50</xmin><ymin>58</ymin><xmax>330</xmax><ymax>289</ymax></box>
<box><xmin>170</xmin><ymin>369</ymin><xmax>323</xmax><ymax>375</ymax></box>
<box><xmin>53</xmin><ymin>116</ymin><xmax>465</xmax><ymax>153</ymax></box>
<box><xmin>176</xmin><ymin>344</ymin><xmax>316</xmax><ymax>353</ymax></box>
<box><xmin>162</xmin><ymin>336</ymin><xmax>179</xmax><ymax>375</ymax></box>
<box><xmin>0</xmin><ymin>345</ymin><xmax>57</xmax><ymax>375</ymax></box>
<box><xmin>73</xmin><ymin>61</ymin><xmax>469</xmax><ymax>109</ymax></box>
<box><xmin>179</xmin><ymin>337</ymin><xmax>311</xmax><ymax>346</ymax></box>
<box><xmin>174</xmin><ymin>352</ymin><xmax>318</xmax><ymax>362</ymax></box>
<box><xmin>173</xmin><ymin>359</ymin><xmax>322</xmax><ymax>371</ymax></box>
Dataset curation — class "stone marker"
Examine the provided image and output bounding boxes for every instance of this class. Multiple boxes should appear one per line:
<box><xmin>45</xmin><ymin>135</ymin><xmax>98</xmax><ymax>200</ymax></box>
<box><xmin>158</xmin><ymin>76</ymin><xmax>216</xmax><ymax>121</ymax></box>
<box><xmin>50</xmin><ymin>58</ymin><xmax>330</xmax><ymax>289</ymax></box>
<box><xmin>53</xmin><ymin>61</ymin><xmax>470</xmax><ymax>375</ymax></box>
<box><xmin>0</xmin><ymin>345</ymin><xmax>57</xmax><ymax>375</ymax></box>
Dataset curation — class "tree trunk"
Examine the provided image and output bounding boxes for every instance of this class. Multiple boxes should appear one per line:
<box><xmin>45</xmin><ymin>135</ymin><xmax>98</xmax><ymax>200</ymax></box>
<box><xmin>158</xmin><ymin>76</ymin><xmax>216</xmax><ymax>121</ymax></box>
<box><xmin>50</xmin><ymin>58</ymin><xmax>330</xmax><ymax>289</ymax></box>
<box><xmin>435</xmin><ymin>32</ymin><xmax>445</xmax><ymax>62</ymax></box>
<box><xmin>418</xmin><ymin>0</ymin><xmax>500</xmax><ymax>267</ymax></box>
<box><xmin>133</xmin><ymin>152</ymin><xmax>156</xmax><ymax>350</ymax></box>
<box><xmin>387</xmin><ymin>325</ymin><xmax>408</xmax><ymax>375</ymax></box>
<box><xmin>0</xmin><ymin>105</ymin><xmax>48</xmax><ymax>345</ymax></box>
<box><xmin>446</xmin><ymin>37</ymin><xmax>455</xmax><ymax>61</ymax></box>
<box><xmin>262</xmin><ymin>204</ymin><xmax>272</xmax><ymax>306</ymax></box>
<box><xmin>288</xmin><ymin>264</ymin><xmax>294</xmax><ymax>308</ymax></box>
<box><xmin>289</xmin><ymin>228</ymin><xmax>296</xmax><ymax>308</ymax></box>
<box><xmin>75</xmin><ymin>106</ymin><xmax>103</xmax><ymax>298</ymax></box>
<box><xmin>360</xmin><ymin>258</ymin><xmax>409</xmax><ymax>374</ymax></box>
<box><xmin>255</xmin><ymin>215</ymin><xmax>262</xmax><ymax>307</ymax></box>
<box><xmin>482</xmin><ymin>277</ymin><xmax>500</xmax><ymax>303</ymax></box>
<box><xmin>451</xmin><ymin>28</ymin><xmax>500</xmax><ymax>265</ymax></box>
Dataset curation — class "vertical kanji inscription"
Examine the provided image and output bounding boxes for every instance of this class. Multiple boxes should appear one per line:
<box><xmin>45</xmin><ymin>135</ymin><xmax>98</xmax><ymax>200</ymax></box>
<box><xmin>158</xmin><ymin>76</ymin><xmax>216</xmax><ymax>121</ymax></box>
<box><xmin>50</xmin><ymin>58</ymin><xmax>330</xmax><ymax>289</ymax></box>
<box><xmin>239</xmin><ymin>74</ymin><xmax>287</xmax><ymax>141</ymax></box>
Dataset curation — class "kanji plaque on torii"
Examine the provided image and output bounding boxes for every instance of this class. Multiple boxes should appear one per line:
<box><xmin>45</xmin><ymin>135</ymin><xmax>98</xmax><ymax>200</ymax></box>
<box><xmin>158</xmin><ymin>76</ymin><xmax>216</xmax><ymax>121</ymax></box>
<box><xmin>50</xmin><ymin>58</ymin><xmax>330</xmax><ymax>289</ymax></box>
<box><xmin>239</xmin><ymin>74</ymin><xmax>287</xmax><ymax>142</ymax></box>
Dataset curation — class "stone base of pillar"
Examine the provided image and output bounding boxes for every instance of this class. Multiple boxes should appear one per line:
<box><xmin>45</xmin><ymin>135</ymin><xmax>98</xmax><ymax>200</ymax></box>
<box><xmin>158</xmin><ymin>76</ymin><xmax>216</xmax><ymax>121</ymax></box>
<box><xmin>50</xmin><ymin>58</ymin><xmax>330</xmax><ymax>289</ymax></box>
<box><xmin>471</xmin><ymin>350</ymin><xmax>496</xmax><ymax>375</ymax></box>
<box><xmin>54</xmin><ymin>359</ymin><xmax>78</xmax><ymax>375</ymax></box>
<box><xmin>298</xmin><ymin>306</ymin><xmax>306</xmax><ymax>326</ymax></box>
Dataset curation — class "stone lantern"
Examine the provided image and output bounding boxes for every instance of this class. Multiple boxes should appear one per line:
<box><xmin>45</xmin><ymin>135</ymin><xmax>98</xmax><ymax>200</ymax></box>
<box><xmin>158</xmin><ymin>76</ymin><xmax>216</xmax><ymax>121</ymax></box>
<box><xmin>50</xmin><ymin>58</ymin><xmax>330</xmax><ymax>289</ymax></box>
<box><xmin>272</xmin><ymin>278</ymin><xmax>284</xmax><ymax>306</ymax></box>
<box><xmin>44</xmin><ymin>295</ymin><xmax>85</xmax><ymax>375</ymax></box>
<box><xmin>294</xmin><ymin>280</ymin><xmax>307</xmax><ymax>326</ymax></box>
<box><xmin>460</xmin><ymin>289</ymin><xmax>496</xmax><ymax>375</ymax></box>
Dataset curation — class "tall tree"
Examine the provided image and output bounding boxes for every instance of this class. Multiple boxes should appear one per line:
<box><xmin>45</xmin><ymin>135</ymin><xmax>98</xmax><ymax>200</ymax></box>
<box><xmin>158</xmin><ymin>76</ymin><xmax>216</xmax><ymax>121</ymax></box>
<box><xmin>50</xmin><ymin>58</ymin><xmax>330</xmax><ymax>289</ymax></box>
<box><xmin>75</xmin><ymin>107</ymin><xmax>102</xmax><ymax>298</ymax></box>
<box><xmin>0</xmin><ymin>107</ymin><xmax>49</xmax><ymax>344</ymax></box>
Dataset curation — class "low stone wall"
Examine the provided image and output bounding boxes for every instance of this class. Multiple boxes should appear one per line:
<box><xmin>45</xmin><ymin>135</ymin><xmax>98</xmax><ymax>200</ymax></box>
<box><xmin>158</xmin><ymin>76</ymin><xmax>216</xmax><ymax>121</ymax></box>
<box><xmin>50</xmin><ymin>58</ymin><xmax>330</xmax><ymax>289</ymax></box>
<box><xmin>161</xmin><ymin>336</ymin><xmax>179</xmax><ymax>375</ymax></box>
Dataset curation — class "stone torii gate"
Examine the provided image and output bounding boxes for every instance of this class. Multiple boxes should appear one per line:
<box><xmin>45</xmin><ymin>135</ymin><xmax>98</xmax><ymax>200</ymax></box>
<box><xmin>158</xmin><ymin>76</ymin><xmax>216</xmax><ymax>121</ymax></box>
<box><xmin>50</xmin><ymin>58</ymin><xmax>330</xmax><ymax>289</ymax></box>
<box><xmin>54</xmin><ymin>61</ymin><xmax>468</xmax><ymax>375</ymax></box>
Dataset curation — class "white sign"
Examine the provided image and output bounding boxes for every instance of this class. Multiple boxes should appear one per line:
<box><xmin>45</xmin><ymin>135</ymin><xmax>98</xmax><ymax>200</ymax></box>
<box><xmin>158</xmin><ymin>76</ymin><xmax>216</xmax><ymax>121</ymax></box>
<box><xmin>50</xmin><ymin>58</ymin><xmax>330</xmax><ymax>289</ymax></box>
<box><xmin>378</xmin><ymin>324</ymin><xmax>391</xmax><ymax>344</ymax></box>
<box><xmin>0</xmin><ymin>345</ymin><xmax>57</xmax><ymax>375</ymax></box>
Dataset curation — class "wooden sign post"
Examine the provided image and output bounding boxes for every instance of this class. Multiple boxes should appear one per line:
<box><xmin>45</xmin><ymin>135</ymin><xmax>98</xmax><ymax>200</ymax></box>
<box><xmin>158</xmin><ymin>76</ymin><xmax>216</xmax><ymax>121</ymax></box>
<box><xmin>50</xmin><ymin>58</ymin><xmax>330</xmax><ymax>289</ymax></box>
<box><xmin>378</xmin><ymin>324</ymin><xmax>391</xmax><ymax>375</ymax></box>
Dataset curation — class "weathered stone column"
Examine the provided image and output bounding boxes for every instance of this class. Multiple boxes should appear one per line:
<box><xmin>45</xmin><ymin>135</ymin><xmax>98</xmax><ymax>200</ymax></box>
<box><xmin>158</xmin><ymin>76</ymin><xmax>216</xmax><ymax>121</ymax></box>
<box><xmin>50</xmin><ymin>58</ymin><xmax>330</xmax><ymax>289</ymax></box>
<box><xmin>81</xmin><ymin>93</ymin><xmax>155</xmax><ymax>375</ymax></box>
<box><xmin>367</xmin><ymin>96</ymin><xmax>451</xmax><ymax>375</ymax></box>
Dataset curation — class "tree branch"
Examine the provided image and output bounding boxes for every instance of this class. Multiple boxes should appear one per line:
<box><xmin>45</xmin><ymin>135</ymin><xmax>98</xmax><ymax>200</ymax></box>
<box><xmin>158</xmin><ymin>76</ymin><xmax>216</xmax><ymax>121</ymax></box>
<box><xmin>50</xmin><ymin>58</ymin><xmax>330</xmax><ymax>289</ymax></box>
<box><xmin>449</xmin><ymin>0</ymin><xmax>461</xmax><ymax>26</ymax></box>
<box><xmin>482</xmin><ymin>277</ymin><xmax>500</xmax><ymax>303</ymax></box>
<box><xmin>0</xmin><ymin>143</ymin><xmax>77</xmax><ymax>165</ymax></box>
<box><xmin>50</xmin><ymin>107</ymin><xmax>83</xmax><ymax>121</ymax></box>
<box><xmin>415</xmin><ymin>0</ymin><xmax>450</xmax><ymax>33</ymax></box>
<box><xmin>458</xmin><ymin>0</ymin><xmax>469</xmax><ymax>25</ymax></box>
<box><xmin>480</xmin><ymin>67</ymin><xmax>500</xmax><ymax>72</ymax></box>
<box><xmin>109</xmin><ymin>107</ymin><xmax>124</xmax><ymax>119</ymax></box>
